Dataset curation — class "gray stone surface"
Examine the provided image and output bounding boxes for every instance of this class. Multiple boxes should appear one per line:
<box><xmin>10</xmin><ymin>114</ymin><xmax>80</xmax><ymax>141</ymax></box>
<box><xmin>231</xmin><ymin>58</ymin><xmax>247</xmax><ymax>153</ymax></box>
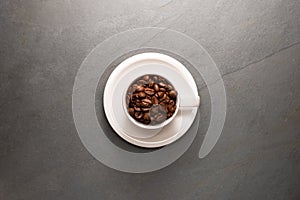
<box><xmin>0</xmin><ymin>0</ymin><xmax>300</xmax><ymax>200</ymax></box>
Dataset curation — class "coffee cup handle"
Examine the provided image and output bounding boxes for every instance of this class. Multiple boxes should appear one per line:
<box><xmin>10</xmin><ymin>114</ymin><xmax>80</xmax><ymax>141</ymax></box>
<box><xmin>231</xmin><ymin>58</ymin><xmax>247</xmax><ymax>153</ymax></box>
<box><xmin>179</xmin><ymin>95</ymin><xmax>200</xmax><ymax>108</ymax></box>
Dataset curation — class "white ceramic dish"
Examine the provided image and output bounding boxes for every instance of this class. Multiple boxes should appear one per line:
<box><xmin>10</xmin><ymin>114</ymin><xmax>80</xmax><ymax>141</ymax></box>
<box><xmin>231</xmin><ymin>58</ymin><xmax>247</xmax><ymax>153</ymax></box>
<box><xmin>103</xmin><ymin>52</ymin><xmax>200</xmax><ymax>148</ymax></box>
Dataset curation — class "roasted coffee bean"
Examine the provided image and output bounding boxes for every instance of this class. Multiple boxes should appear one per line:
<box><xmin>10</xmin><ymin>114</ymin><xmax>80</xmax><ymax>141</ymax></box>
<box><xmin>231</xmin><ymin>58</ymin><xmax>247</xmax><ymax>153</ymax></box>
<box><xmin>143</xmin><ymin>75</ymin><xmax>150</xmax><ymax>81</ymax></box>
<box><xmin>138</xmin><ymin>80</ymin><xmax>146</xmax><ymax>84</ymax></box>
<box><xmin>159</xmin><ymin>87</ymin><xmax>166</xmax><ymax>92</ymax></box>
<box><xmin>167</xmin><ymin>84</ymin><xmax>173</xmax><ymax>90</ymax></box>
<box><xmin>138</xmin><ymin>92</ymin><xmax>146</xmax><ymax>98</ymax></box>
<box><xmin>141</xmin><ymin>107</ymin><xmax>150</xmax><ymax>112</ymax></box>
<box><xmin>140</xmin><ymin>102</ymin><xmax>147</xmax><ymax>107</ymax></box>
<box><xmin>134</xmin><ymin>112</ymin><xmax>143</xmax><ymax>119</ymax></box>
<box><xmin>160</xmin><ymin>93</ymin><xmax>167</xmax><ymax>100</ymax></box>
<box><xmin>135</xmin><ymin>99</ymin><xmax>141</xmax><ymax>105</ymax></box>
<box><xmin>163</xmin><ymin>99</ymin><xmax>170</xmax><ymax>103</ymax></box>
<box><xmin>136</xmin><ymin>85</ymin><xmax>144</xmax><ymax>92</ymax></box>
<box><xmin>168</xmin><ymin>106</ymin><xmax>176</xmax><ymax>113</ymax></box>
<box><xmin>128</xmin><ymin>108</ymin><xmax>135</xmax><ymax>116</ymax></box>
<box><xmin>132</xmin><ymin>84</ymin><xmax>138</xmax><ymax>89</ymax></box>
<box><xmin>144</xmin><ymin>88</ymin><xmax>155</xmax><ymax>96</ymax></box>
<box><xmin>142</xmin><ymin>98</ymin><xmax>152</xmax><ymax>104</ymax></box>
<box><xmin>134</xmin><ymin>106</ymin><xmax>141</xmax><ymax>112</ymax></box>
<box><xmin>169</xmin><ymin>90</ymin><xmax>177</xmax><ymax>98</ymax></box>
<box><xmin>169</xmin><ymin>100</ymin><xmax>175</xmax><ymax>106</ymax></box>
<box><xmin>158</xmin><ymin>82</ymin><xmax>166</xmax><ymax>88</ymax></box>
<box><xmin>157</xmin><ymin>91</ymin><xmax>164</xmax><ymax>98</ymax></box>
<box><xmin>135</xmin><ymin>92</ymin><xmax>141</xmax><ymax>98</ymax></box>
<box><xmin>167</xmin><ymin>105</ymin><xmax>173</xmax><ymax>112</ymax></box>
<box><xmin>143</xmin><ymin>98</ymin><xmax>152</xmax><ymax>103</ymax></box>
<box><xmin>149</xmin><ymin>79</ymin><xmax>154</xmax><ymax>88</ymax></box>
<box><xmin>154</xmin><ymin>84</ymin><xmax>159</xmax><ymax>92</ymax></box>
<box><xmin>141</xmin><ymin>101</ymin><xmax>151</xmax><ymax>108</ymax></box>
<box><xmin>131</xmin><ymin>94</ymin><xmax>138</xmax><ymax>101</ymax></box>
<box><xmin>151</xmin><ymin>96</ymin><xmax>159</xmax><ymax>104</ymax></box>
<box><xmin>143</xmin><ymin>112</ymin><xmax>150</xmax><ymax>121</ymax></box>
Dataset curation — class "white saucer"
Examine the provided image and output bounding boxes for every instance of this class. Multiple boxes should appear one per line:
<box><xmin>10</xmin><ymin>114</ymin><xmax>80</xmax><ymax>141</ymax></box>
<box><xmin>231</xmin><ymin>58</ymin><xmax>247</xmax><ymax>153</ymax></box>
<box><xmin>103</xmin><ymin>53</ymin><xmax>199</xmax><ymax>148</ymax></box>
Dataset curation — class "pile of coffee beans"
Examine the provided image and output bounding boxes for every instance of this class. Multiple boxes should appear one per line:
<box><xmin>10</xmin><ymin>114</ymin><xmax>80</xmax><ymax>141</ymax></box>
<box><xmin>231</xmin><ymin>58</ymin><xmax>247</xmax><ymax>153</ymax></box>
<box><xmin>126</xmin><ymin>74</ymin><xmax>178</xmax><ymax>125</ymax></box>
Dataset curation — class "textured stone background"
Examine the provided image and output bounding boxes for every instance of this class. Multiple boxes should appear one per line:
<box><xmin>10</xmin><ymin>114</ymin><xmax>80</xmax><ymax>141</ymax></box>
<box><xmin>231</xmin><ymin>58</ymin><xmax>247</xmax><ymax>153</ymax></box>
<box><xmin>0</xmin><ymin>0</ymin><xmax>299</xmax><ymax>199</ymax></box>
